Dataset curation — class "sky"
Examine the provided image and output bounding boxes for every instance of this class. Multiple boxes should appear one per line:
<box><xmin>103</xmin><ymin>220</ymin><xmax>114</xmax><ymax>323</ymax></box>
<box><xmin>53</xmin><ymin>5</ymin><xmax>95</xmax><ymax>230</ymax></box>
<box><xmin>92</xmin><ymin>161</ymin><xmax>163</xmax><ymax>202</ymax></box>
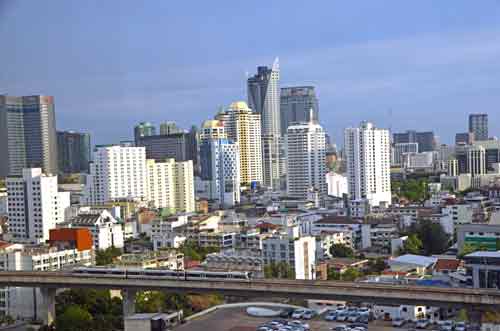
<box><xmin>1</xmin><ymin>1</ymin><xmax>500</xmax><ymax>146</ymax></box>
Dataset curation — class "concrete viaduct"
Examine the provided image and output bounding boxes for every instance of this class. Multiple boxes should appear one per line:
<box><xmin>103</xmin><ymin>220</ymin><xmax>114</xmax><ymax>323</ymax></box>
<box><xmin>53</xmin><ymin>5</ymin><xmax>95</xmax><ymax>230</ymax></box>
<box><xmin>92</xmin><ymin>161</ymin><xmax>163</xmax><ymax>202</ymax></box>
<box><xmin>0</xmin><ymin>272</ymin><xmax>499</xmax><ymax>325</ymax></box>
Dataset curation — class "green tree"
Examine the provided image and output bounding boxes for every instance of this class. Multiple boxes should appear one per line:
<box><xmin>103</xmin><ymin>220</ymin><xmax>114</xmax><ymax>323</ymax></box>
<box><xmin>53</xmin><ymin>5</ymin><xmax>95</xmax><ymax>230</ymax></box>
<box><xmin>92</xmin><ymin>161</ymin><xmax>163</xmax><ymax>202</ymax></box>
<box><xmin>327</xmin><ymin>268</ymin><xmax>341</xmax><ymax>280</ymax></box>
<box><xmin>264</xmin><ymin>262</ymin><xmax>295</xmax><ymax>279</ymax></box>
<box><xmin>329</xmin><ymin>244</ymin><xmax>354</xmax><ymax>258</ymax></box>
<box><xmin>367</xmin><ymin>258</ymin><xmax>387</xmax><ymax>274</ymax></box>
<box><xmin>95</xmin><ymin>246</ymin><xmax>122</xmax><ymax>266</ymax></box>
<box><xmin>56</xmin><ymin>305</ymin><xmax>93</xmax><ymax>331</ymax></box>
<box><xmin>402</xmin><ymin>234</ymin><xmax>423</xmax><ymax>255</ymax></box>
<box><xmin>341</xmin><ymin>268</ymin><xmax>361</xmax><ymax>281</ymax></box>
<box><xmin>136</xmin><ymin>291</ymin><xmax>167</xmax><ymax>313</ymax></box>
<box><xmin>0</xmin><ymin>178</ymin><xmax>5</xmax><ymax>189</ymax></box>
<box><xmin>415</xmin><ymin>220</ymin><xmax>450</xmax><ymax>255</ymax></box>
<box><xmin>180</xmin><ymin>241</ymin><xmax>219</xmax><ymax>261</ymax></box>
<box><xmin>456</xmin><ymin>309</ymin><xmax>468</xmax><ymax>322</ymax></box>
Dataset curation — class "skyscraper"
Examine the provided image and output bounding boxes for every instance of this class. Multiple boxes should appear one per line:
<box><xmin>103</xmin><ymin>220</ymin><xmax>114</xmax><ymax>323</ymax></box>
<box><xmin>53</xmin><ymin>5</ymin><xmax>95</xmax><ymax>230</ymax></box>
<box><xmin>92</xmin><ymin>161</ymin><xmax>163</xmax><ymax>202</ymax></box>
<box><xmin>57</xmin><ymin>131</ymin><xmax>91</xmax><ymax>174</ymax></box>
<box><xmin>159</xmin><ymin>121</ymin><xmax>183</xmax><ymax>135</ymax></box>
<box><xmin>280</xmin><ymin>86</ymin><xmax>319</xmax><ymax>135</ymax></box>
<box><xmin>286</xmin><ymin>112</ymin><xmax>327</xmax><ymax>199</ymax></box>
<box><xmin>0</xmin><ymin>95</ymin><xmax>58</xmax><ymax>177</ymax></box>
<box><xmin>199</xmin><ymin>120</ymin><xmax>240</xmax><ymax>207</ymax></box>
<box><xmin>469</xmin><ymin>114</ymin><xmax>488</xmax><ymax>141</ymax></box>
<box><xmin>393</xmin><ymin>130</ymin><xmax>437</xmax><ymax>152</ymax></box>
<box><xmin>134</xmin><ymin>122</ymin><xmax>156</xmax><ymax>145</ymax></box>
<box><xmin>216</xmin><ymin>101</ymin><xmax>263</xmax><ymax>186</ymax></box>
<box><xmin>345</xmin><ymin>122</ymin><xmax>391</xmax><ymax>207</ymax></box>
<box><xmin>247</xmin><ymin>59</ymin><xmax>281</xmax><ymax>189</ymax></box>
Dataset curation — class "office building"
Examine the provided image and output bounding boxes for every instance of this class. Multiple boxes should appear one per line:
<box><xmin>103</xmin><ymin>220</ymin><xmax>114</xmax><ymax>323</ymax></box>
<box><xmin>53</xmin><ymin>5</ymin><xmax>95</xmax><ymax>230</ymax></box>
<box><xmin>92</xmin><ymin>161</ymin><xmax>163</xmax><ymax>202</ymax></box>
<box><xmin>0</xmin><ymin>95</ymin><xmax>58</xmax><ymax>177</ymax></box>
<box><xmin>325</xmin><ymin>172</ymin><xmax>348</xmax><ymax>198</ymax></box>
<box><xmin>146</xmin><ymin>159</ymin><xmax>195</xmax><ymax>213</ymax></box>
<box><xmin>286</xmin><ymin>114</ymin><xmax>327</xmax><ymax>199</ymax></box>
<box><xmin>6</xmin><ymin>168</ymin><xmax>70</xmax><ymax>244</ymax></box>
<box><xmin>403</xmin><ymin>152</ymin><xmax>435</xmax><ymax>170</ymax></box>
<box><xmin>216</xmin><ymin>101</ymin><xmax>263</xmax><ymax>185</ymax></box>
<box><xmin>455</xmin><ymin>145</ymin><xmax>486</xmax><ymax>176</ymax></box>
<box><xmin>136</xmin><ymin>131</ymin><xmax>198</xmax><ymax>166</ymax></box>
<box><xmin>159</xmin><ymin>121</ymin><xmax>183</xmax><ymax>135</ymax></box>
<box><xmin>199</xmin><ymin>120</ymin><xmax>240</xmax><ymax>207</ymax></box>
<box><xmin>469</xmin><ymin>113</ymin><xmax>488</xmax><ymax>141</ymax></box>
<box><xmin>57</xmin><ymin>131</ymin><xmax>91</xmax><ymax>174</ymax></box>
<box><xmin>464</xmin><ymin>251</ymin><xmax>500</xmax><ymax>289</ymax></box>
<box><xmin>391</xmin><ymin>142</ymin><xmax>418</xmax><ymax>167</ymax></box>
<box><xmin>345</xmin><ymin>122</ymin><xmax>391</xmax><ymax>207</ymax></box>
<box><xmin>247</xmin><ymin>59</ymin><xmax>281</xmax><ymax>189</ymax></box>
<box><xmin>393</xmin><ymin>130</ymin><xmax>436</xmax><ymax>152</ymax></box>
<box><xmin>280</xmin><ymin>86</ymin><xmax>319</xmax><ymax>135</ymax></box>
<box><xmin>455</xmin><ymin>132</ymin><xmax>475</xmax><ymax>145</ymax></box>
<box><xmin>134</xmin><ymin>122</ymin><xmax>156</xmax><ymax>145</ymax></box>
<box><xmin>83</xmin><ymin>144</ymin><xmax>148</xmax><ymax>204</ymax></box>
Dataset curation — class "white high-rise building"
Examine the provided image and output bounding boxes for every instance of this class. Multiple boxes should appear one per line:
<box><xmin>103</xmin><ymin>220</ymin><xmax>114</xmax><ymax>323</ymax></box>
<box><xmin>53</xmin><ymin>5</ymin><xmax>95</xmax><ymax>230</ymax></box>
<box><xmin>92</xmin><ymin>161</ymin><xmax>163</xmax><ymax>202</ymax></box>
<box><xmin>83</xmin><ymin>144</ymin><xmax>148</xmax><ymax>204</ymax></box>
<box><xmin>345</xmin><ymin>121</ymin><xmax>391</xmax><ymax>207</ymax></box>
<box><xmin>286</xmin><ymin>113</ymin><xmax>327</xmax><ymax>199</ymax></box>
<box><xmin>200</xmin><ymin>121</ymin><xmax>241</xmax><ymax>207</ymax></box>
<box><xmin>325</xmin><ymin>172</ymin><xmax>348</xmax><ymax>198</ymax></box>
<box><xmin>216</xmin><ymin>101</ymin><xmax>263</xmax><ymax>186</ymax></box>
<box><xmin>146</xmin><ymin>159</ymin><xmax>195</xmax><ymax>213</ymax></box>
<box><xmin>6</xmin><ymin>168</ymin><xmax>70</xmax><ymax>244</ymax></box>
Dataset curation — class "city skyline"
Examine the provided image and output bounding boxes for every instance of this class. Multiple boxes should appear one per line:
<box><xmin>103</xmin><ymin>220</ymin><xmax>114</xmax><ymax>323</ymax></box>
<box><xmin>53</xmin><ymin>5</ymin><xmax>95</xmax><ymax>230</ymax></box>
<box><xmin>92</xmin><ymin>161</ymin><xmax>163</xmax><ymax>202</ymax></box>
<box><xmin>1</xmin><ymin>1</ymin><xmax>500</xmax><ymax>146</ymax></box>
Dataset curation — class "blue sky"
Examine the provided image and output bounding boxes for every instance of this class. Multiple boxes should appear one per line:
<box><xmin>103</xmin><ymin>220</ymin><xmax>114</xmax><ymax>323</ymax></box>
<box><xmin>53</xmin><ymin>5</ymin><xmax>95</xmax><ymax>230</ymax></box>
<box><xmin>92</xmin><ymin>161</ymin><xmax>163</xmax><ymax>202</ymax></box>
<box><xmin>1</xmin><ymin>1</ymin><xmax>500</xmax><ymax>146</ymax></box>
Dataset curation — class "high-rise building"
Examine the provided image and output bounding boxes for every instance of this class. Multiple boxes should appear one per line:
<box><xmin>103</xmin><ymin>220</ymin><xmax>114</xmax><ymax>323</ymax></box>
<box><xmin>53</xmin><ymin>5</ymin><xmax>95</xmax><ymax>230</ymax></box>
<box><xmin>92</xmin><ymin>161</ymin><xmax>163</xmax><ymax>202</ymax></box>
<box><xmin>391</xmin><ymin>142</ymin><xmax>418</xmax><ymax>167</ymax></box>
<box><xmin>455</xmin><ymin>145</ymin><xmax>486</xmax><ymax>177</ymax></box>
<box><xmin>199</xmin><ymin>120</ymin><xmax>240</xmax><ymax>207</ymax></box>
<box><xmin>286</xmin><ymin>113</ymin><xmax>327</xmax><ymax>199</ymax></box>
<box><xmin>455</xmin><ymin>132</ymin><xmax>475</xmax><ymax>145</ymax></box>
<box><xmin>83</xmin><ymin>144</ymin><xmax>148</xmax><ymax>204</ymax></box>
<box><xmin>6</xmin><ymin>168</ymin><xmax>70</xmax><ymax>244</ymax></box>
<box><xmin>393</xmin><ymin>130</ymin><xmax>436</xmax><ymax>152</ymax></box>
<box><xmin>280</xmin><ymin>86</ymin><xmax>319</xmax><ymax>135</ymax></box>
<box><xmin>0</xmin><ymin>95</ymin><xmax>58</xmax><ymax>177</ymax></box>
<box><xmin>216</xmin><ymin>101</ymin><xmax>263</xmax><ymax>186</ymax></box>
<box><xmin>247</xmin><ymin>59</ymin><xmax>281</xmax><ymax>189</ymax></box>
<box><xmin>469</xmin><ymin>114</ymin><xmax>488</xmax><ymax>141</ymax></box>
<box><xmin>159</xmin><ymin>121</ymin><xmax>183</xmax><ymax>136</ymax></box>
<box><xmin>146</xmin><ymin>159</ymin><xmax>195</xmax><ymax>213</ymax></box>
<box><xmin>134</xmin><ymin>122</ymin><xmax>156</xmax><ymax>145</ymax></box>
<box><xmin>345</xmin><ymin>122</ymin><xmax>391</xmax><ymax>207</ymax></box>
<box><xmin>136</xmin><ymin>131</ymin><xmax>198</xmax><ymax>165</ymax></box>
<box><xmin>57</xmin><ymin>131</ymin><xmax>91</xmax><ymax>174</ymax></box>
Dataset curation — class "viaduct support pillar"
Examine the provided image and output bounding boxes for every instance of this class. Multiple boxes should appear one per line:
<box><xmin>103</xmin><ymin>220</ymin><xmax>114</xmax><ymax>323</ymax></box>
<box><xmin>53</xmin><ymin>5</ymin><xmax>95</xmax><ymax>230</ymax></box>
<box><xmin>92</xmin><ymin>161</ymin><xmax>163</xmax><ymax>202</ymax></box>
<box><xmin>39</xmin><ymin>287</ymin><xmax>56</xmax><ymax>326</ymax></box>
<box><xmin>122</xmin><ymin>289</ymin><xmax>137</xmax><ymax>318</ymax></box>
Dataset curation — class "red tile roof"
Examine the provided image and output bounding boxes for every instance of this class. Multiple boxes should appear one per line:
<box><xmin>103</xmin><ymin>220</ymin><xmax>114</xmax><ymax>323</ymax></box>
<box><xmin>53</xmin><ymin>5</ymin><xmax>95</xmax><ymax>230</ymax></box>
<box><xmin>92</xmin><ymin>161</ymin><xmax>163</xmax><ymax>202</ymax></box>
<box><xmin>434</xmin><ymin>259</ymin><xmax>461</xmax><ymax>272</ymax></box>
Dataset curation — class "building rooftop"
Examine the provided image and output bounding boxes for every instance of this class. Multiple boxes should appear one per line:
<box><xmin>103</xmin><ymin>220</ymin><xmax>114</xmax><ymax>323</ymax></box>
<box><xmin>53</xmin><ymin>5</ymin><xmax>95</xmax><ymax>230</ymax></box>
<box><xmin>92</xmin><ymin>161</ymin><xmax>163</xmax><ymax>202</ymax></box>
<box><xmin>465</xmin><ymin>251</ymin><xmax>500</xmax><ymax>258</ymax></box>
<box><xmin>390</xmin><ymin>254</ymin><xmax>437</xmax><ymax>268</ymax></box>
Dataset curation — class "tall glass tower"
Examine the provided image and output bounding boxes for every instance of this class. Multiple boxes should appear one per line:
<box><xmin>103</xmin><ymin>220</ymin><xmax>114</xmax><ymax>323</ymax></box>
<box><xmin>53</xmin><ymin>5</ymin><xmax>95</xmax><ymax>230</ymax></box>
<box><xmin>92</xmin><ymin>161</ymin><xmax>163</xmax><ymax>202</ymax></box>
<box><xmin>247</xmin><ymin>58</ymin><xmax>281</xmax><ymax>190</ymax></box>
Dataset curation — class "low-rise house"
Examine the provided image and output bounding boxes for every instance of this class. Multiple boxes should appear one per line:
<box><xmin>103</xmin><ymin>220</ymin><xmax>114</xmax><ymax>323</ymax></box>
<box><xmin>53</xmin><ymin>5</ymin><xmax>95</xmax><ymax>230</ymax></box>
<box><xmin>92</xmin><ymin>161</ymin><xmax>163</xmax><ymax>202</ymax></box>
<box><xmin>115</xmin><ymin>251</ymin><xmax>184</xmax><ymax>270</ymax></box>
<box><xmin>202</xmin><ymin>250</ymin><xmax>264</xmax><ymax>278</ymax></box>
<box><xmin>388</xmin><ymin>254</ymin><xmax>437</xmax><ymax>276</ymax></box>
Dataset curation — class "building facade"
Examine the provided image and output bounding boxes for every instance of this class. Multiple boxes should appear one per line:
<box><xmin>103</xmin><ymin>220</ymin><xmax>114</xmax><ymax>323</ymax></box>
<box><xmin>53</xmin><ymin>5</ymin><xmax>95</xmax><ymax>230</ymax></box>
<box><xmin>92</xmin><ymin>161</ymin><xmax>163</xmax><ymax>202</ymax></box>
<box><xmin>286</xmin><ymin>116</ymin><xmax>327</xmax><ymax>199</ymax></box>
<box><xmin>146</xmin><ymin>159</ymin><xmax>195</xmax><ymax>213</ymax></box>
<box><xmin>0</xmin><ymin>95</ymin><xmax>58</xmax><ymax>177</ymax></box>
<box><xmin>280</xmin><ymin>86</ymin><xmax>319</xmax><ymax>135</ymax></box>
<box><xmin>134</xmin><ymin>122</ymin><xmax>156</xmax><ymax>145</ymax></box>
<box><xmin>247</xmin><ymin>59</ymin><xmax>281</xmax><ymax>189</ymax></box>
<box><xmin>83</xmin><ymin>144</ymin><xmax>148</xmax><ymax>204</ymax></box>
<box><xmin>216</xmin><ymin>101</ymin><xmax>263</xmax><ymax>186</ymax></box>
<box><xmin>6</xmin><ymin>168</ymin><xmax>70</xmax><ymax>244</ymax></box>
<box><xmin>393</xmin><ymin>130</ymin><xmax>436</xmax><ymax>153</ymax></box>
<box><xmin>159</xmin><ymin>121</ymin><xmax>183</xmax><ymax>135</ymax></box>
<box><xmin>345</xmin><ymin>122</ymin><xmax>391</xmax><ymax>207</ymax></box>
<box><xmin>469</xmin><ymin>113</ymin><xmax>488</xmax><ymax>141</ymax></box>
<box><xmin>136</xmin><ymin>132</ymin><xmax>198</xmax><ymax>165</ymax></box>
<box><xmin>391</xmin><ymin>142</ymin><xmax>418</xmax><ymax>167</ymax></box>
<box><xmin>57</xmin><ymin>130</ymin><xmax>91</xmax><ymax>174</ymax></box>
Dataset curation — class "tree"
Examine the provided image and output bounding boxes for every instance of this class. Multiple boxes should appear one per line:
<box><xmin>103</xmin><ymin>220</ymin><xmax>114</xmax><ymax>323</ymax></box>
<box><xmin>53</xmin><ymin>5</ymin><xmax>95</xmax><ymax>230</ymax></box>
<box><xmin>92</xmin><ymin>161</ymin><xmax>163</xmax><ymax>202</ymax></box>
<box><xmin>327</xmin><ymin>269</ymin><xmax>341</xmax><ymax>280</ymax></box>
<box><xmin>264</xmin><ymin>262</ymin><xmax>295</xmax><ymax>279</ymax></box>
<box><xmin>456</xmin><ymin>309</ymin><xmax>468</xmax><ymax>322</ymax></box>
<box><xmin>341</xmin><ymin>268</ymin><xmax>361</xmax><ymax>281</ymax></box>
<box><xmin>56</xmin><ymin>305</ymin><xmax>93</xmax><ymax>331</ymax></box>
<box><xmin>329</xmin><ymin>244</ymin><xmax>354</xmax><ymax>258</ymax></box>
<box><xmin>180</xmin><ymin>241</ymin><xmax>219</xmax><ymax>261</ymax></box>
<box><xmin>416</xmin><ymin>220</ymin><xmax>450</xmax><ymax>255</ymax></box>
<box><xmin>402</xmin><ymin>234</ymin><xmax>423</xmax><ymax>255</ymax></box>
<box><xmin>95</xmin><ymin>247</ymin><xmax>122</xmax><ymax>266</ymax></box>
<box><xmin>366</xmin><ymin>258</ymin><xmax>387</xmax><ymax>274</ymax></box>
<box><xmin>136</xmin><ymin>291</ymin><xmax>166</xmax><ymax>313</ymax></box>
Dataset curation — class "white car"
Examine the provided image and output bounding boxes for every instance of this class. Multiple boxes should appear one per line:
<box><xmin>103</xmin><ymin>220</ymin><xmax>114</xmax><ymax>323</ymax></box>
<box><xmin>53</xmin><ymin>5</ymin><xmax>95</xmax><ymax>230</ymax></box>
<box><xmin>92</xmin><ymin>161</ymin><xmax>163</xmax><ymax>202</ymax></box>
<box><xmin>357</xmin><ymin>307</ymin><xmax>370</xmax><ymax>315</ymax></box>
<box><xmin>289</xmin><ymin>320</ymin><xmax>310</xmax><ymax>330</ymax></box>
<box><xmin>440</xmin><ymin>321</ymin><xmax>454</xmax><ymax>331</ymax></box>
<box><xmin>337</xmin><ymin>313</ymin><xmax>349</xmax><ymax>321</ymax></box>
<box><xmin>292</xmin><ymin>309</ymin><xmax>305</xmax><ymax>319</ymax></box>
<box><xmin>416</xmin><ymin>319</ymin><xmax>431</xmax><ymax>329</ymax></box>
<box><xmin>392</xmin><ymin>318</ymin><xmax>406</xmax><ymax>327</ymax></box>
<box><xmin>455</xmin><ymin>322</ymin><xmax>466</xmax><ymax>331</ymax></box>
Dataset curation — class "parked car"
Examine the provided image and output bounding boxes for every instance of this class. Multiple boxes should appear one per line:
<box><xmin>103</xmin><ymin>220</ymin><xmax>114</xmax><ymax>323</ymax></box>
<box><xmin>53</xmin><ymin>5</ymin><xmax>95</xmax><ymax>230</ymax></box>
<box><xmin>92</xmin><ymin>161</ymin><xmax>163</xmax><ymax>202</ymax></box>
<box><xmin>348</xmin><ymin>313</ymin><xmax>361</xmax><ymax>322</ymax></box>
<box><xmin>302</xmin><ymin>310</ymin><xmax>316</xmax><ymax>320</ymax></box>
<box><xmin>357</xmin><ymin>308</ymin><xmax>370</xmax><ymax>315</ymax></box>
<box><xmin>455</xmin><ymin>322</ymin><xmax>467</xmax><ymax>331</ymax></box>
<box><xmin>331</xmin><ymin>325</ymin><xmax>349</xmax><ymax>331</ymax></box>
<box><xmin>335</xmin><ymin>306</ymin><xmax>348</xmax><ymax>314</ymax></box>
<box><xmin>392</xmin><ymin>318</ymin><xmax>406</xmax><ymax>327</ymax></box>
<box><xmin>337</xmin><ymin>313</ymin><xmax>349</xmax><ymax>322</ymax></box>
<box><xmin>280</xmin><ymin>308</ymin><xmax>295</xmax><ymax>318</ymax></box>
<box><xmin>292</xmin><ymin>309</ymin><xmax>306</xmax><ymax>319</ymax></box>
<box><xmin>441</xmin><ymin>321</ymin><xmax>454</xmax><ymax>331</ymax></box>
<box><xmin>325</xmin><ymin>311</ymin><xmax>338</xmax><ymax>321</ymax></box>
<box><xmin>416</xmin><ymin>319</ymin><xmax>431</xmax><ymax>329</ymax></box>
<box><xmin>350</xmin><ymin>322</ymin><xmax>368</xmax><ymax>330</ymax></box>
<box><xmin>289</xmin><ymin>320</ymin><xmax>310</xmax><ymax>330</ymax></box>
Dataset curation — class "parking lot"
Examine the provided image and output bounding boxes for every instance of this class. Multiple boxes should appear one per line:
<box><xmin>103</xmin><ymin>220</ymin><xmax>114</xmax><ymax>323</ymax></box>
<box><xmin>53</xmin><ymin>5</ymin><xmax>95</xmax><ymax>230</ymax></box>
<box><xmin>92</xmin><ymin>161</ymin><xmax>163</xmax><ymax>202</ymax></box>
<box><xmin>174</xmin><ymin>307</ymin><xmax>412</xmax><ymax>331</ymax></box>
